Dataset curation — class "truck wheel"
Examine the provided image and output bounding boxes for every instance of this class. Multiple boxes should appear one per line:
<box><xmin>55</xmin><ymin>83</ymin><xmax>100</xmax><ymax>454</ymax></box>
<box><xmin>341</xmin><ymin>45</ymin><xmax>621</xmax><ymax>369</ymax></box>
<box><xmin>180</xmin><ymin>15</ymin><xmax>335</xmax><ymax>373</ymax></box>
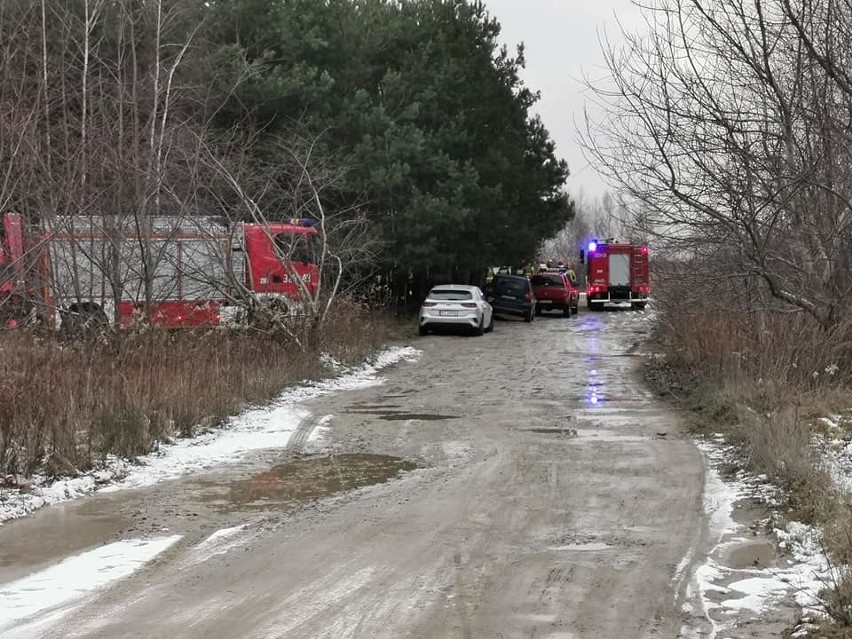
<box><xmin>61</xmin><ymin>302</ymin><xmax>108</xmax><ymax>338</ymax></box>
<box><xmin>631</xmin><ymin>302</ymin><xmax>647</xmax><ymax>311</ymax></box>
<box><xmin>572</xmin><ymin>301</ymin><xmax>579</xmax><ymax>315</ymax></box>
<box><xmin>524</xmin><ymin>309</ymin><xmax>534</xmax><ymax>323</ymax></box>
<box><xmin>418</xmin><ymin>325</ymin><xmax>428</xmax><ymax>336</ymax></box>
<box><xmin>563</xmin><ymin>305</ymin><xmax>571</xmax><ymax>317</ymax></box>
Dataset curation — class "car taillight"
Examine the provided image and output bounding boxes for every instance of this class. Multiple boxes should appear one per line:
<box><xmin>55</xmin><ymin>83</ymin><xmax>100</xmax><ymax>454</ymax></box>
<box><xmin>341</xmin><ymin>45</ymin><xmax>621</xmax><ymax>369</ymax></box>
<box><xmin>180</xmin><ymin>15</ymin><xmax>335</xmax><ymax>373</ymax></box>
<box><xmin>460</xmin><ymin>302</ymin><xmax>477</xmax><ymax>308</ymax></box>
<box><xmin>422</xmin><ymin>301</ymin><xmax>436</xmax><ymax>307</ymax></box>
<box><xmin>524</xmin><ymin>292</ymin><xmax>532</xmax><ymax>302</ymax></box>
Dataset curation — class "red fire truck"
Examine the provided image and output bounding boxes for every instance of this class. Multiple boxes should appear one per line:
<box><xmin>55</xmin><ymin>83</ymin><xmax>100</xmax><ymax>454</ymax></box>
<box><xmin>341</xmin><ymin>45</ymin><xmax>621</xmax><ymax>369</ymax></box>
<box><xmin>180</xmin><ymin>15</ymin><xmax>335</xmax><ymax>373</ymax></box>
<box><xmin>0</xmin><ymin>212</ymin><xmax>319</xmax><ymax>329</ymax></box>
<box><xmin>580</xmin><ymin>239</ymin><xmax>650</xmax><ymax>310</ymax></box>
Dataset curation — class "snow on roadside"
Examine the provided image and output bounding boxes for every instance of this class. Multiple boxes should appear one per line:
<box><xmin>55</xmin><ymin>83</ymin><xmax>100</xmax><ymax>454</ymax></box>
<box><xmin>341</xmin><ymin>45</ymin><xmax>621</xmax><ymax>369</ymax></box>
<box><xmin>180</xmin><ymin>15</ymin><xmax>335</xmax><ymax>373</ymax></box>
<box><xmin>0</xmin><ymin>346</ymin><xmax>420</xmax><ymax>525</ymax></box>
<box><xmin>813</xmin><ymin>413</ymin><xmax>852</xmax><ymax>494</ymax></box>
<box><xmin>680</xmin><ymin>436</ymin><xmax>833</xmax><ymax>638</ymax></box>
<box><xmin>0</xmin><ymin>462</ymin><xmax>133</xmax><ymax>527</ymax></box>
<box><xmin>0</xmin><ymin>535</ymin><xmax>181</xmax><ymax>639</ymax></box>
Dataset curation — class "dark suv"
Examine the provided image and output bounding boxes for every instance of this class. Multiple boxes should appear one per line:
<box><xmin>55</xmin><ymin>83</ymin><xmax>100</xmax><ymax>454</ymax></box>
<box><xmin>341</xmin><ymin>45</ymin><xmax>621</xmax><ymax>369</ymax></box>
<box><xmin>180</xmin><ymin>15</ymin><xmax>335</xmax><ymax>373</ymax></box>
<box><xmin>484</xmin><ymin>274</ymin><xmax>536</xmax><ymax>322</ymax></box>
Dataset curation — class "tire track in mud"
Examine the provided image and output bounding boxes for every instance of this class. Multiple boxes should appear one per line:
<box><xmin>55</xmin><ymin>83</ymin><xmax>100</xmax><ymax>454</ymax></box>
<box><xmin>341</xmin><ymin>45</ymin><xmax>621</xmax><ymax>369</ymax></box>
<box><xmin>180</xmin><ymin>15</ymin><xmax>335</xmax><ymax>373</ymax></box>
<box><xmin>286</xmin><ymin>414</ymin><xmax>326</xmax><ymax>453</ymax></box>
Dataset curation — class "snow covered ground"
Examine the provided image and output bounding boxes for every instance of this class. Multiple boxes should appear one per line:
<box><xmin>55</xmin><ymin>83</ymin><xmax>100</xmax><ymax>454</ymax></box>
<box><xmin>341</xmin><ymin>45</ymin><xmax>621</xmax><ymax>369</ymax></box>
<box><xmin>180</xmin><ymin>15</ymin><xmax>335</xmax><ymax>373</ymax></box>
<box><xmin>815</xmin><ymin>413</ymin><xmax>852</xmax><ymax>494</ymax></box>
<box><xmin>0</xmin><ymin>535</ymin><xmax>182</xmax><ymax>639</ymax></box>
<box><xmin>0</xmin><ymin>346</ymin><xmax>420</xmax><ymax>525</ymax></box>
<box><xmin>681</xmin><ymin>435</ymin><xmax>835</xmax><ymax>638</ymax></box>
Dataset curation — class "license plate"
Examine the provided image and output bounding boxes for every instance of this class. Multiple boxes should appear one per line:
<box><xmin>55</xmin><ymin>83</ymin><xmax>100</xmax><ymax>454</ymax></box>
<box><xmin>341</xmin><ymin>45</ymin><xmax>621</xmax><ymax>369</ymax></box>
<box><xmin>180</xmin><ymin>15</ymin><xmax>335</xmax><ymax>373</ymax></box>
<box><xmin>439</xmin><ymin>310</ymin><xmax>459</xmax><ymax>317</ymax></box>
<box><xmin>500</xmin><ymin>295</ymin><xmax>515</xmax><ymax>300</ymax></box>
<box><xmin>538</xmin><ymin>300</ymin><xmax>552</xmax><ymax>304</ymax></box>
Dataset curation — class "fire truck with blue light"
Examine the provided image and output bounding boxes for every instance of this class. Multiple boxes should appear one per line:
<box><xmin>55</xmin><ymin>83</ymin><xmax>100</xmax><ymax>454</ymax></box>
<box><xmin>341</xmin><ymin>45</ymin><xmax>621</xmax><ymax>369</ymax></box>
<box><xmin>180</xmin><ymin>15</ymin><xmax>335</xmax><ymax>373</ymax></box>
<box><xmin>580</xmin><ymin>239</ymin><xmax>650</xmax><ymax>310</ymax></box>
<box><xmin>0</xmin><ymin>211</ymin><xmax>319</xmax><ymax>329</ymax></box>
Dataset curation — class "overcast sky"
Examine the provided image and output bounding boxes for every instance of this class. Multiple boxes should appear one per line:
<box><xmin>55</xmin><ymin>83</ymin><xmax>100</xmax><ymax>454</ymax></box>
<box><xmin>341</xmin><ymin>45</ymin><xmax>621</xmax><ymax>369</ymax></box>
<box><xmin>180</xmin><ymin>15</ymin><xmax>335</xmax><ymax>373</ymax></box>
<box><xmin>483</xmin><ymin>0</ymin><xmax>645</xmax><ymax>201</ymax></box>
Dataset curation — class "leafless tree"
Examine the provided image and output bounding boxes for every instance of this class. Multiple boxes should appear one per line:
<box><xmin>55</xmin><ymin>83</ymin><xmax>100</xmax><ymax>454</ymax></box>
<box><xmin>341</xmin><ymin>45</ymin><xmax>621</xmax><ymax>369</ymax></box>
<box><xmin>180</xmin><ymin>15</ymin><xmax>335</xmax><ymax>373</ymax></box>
<box><xmin>582</xmin><ymin>0</ymin><xmax>852</xmax><ymax>328</ymax></box>
<box><xmin>541</xmin><ymin>191</ymin><xmax>645</xmax><ymax>262</ymax></box>
<box><xmin>0</xmin><ymin>1</ymin><xmax>373</xmax><ymax>337</ymax></box>
<box><xmin>198</xmin><ymin>129</ymin><xmax>377</xmax><ymax>338</ymax></box>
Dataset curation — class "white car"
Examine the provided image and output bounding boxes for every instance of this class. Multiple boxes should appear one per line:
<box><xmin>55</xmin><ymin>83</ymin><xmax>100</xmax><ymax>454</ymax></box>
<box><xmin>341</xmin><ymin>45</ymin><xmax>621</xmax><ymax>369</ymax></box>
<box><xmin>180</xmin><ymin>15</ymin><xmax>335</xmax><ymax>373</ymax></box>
<box><xmin>418</xmin><ymin>284</ymin><xmax>494</xmax><ymax>336</ymax></box>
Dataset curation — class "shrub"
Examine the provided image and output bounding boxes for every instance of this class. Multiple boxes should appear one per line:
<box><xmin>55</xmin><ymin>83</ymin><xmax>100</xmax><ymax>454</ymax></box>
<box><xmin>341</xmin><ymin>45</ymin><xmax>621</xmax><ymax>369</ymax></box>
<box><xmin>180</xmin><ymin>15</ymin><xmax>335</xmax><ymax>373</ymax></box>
<box><xmin>0</xmin><ymin>297</ymin><xmax>389</xmax><ymax>476</ymax></box>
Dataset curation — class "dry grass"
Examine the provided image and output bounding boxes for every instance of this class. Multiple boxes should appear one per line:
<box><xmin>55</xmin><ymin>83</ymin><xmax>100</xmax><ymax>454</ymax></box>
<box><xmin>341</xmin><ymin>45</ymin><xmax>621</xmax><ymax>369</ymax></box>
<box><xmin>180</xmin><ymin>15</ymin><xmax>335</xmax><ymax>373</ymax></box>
<box><xmin>0</xmin><ymin>297</ymin><xmax>389</xmax><ymax>477</ymax></box>
<box><xmin>648</xmin><ymin>274</ymin><xmax>852</xmax><ymax>636</ymax></box>
<box><xmin>647</xmin><ymin>299</ymin><xmax>850</xmax><ymax>518</ymax></box>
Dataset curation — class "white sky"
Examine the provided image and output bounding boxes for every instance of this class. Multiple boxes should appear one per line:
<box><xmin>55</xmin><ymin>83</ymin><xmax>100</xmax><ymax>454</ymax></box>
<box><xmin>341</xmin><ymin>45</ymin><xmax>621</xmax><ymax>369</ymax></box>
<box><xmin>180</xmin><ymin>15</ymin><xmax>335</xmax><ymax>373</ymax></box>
<box><xmin>483</xmin><ymin>0</ymin><xmax>646</xmax><ymax>200</ymax></box>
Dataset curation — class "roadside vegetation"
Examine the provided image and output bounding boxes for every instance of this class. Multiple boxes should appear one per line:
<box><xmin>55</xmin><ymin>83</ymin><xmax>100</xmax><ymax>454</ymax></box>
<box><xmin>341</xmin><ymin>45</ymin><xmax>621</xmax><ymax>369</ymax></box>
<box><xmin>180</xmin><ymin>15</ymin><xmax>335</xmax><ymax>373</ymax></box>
<box><xmin>582</xmin><ymin>0</ymin><xmax>852</xmax><ymax>633</ymax></box>
<box><xmin>645</xmin><ymin>271</ymin><xmax>852</xmax><ymax>634</ymax></box>
<box><xmin>0</xmin><ymin>297</ymin><xmax>388</xmax><ymax>479</ymax></box>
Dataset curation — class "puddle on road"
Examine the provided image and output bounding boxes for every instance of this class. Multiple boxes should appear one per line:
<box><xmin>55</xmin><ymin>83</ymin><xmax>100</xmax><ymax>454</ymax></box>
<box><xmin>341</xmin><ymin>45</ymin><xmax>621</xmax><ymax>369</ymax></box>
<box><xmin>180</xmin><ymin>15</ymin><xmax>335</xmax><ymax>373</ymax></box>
<box><xmin>347</xmin><ymin>403</ymin><xmax>402</xmax><ymax>410</ymax></box>
<box><xmin>550</xmin><ymin>542</ymin><xmax>611</xmax><ymax>552</ymax></box>
<box><xmin>560</xmin><ymin>350</ymin><xmax>639</xmax><ymax>358</ymax></box>
<box><xmin>528</xmin><ymin>428</ymin><xmax>578</xmax><ymax>437</ymax></box>
<box><xmin>0</xmin><ymin>495</ymin><xmax>128</xmax><ymax>583</ymax></box>
<box><xmin>343</xmin><ymin>408</ymin><xmax>458</xmax><ymax>421</ymax></box>
<box><xmin>377</xmin><ymin>413</ymin><xmax>458</xmax><ymax>421</ymax></box>
<box><xmin>721</xmin><ymin>540</ymin><xmax>778</xmax><ymax>569</ymax></box>
<box><xmin>521</xmin><ymin>427</ymin><xmax>647</xmax><ymax>443</ymax></box>
<box><xmin>197</xmin><ymin>454</ymin><xmax>416</xmax><ymax>512</ymax></box>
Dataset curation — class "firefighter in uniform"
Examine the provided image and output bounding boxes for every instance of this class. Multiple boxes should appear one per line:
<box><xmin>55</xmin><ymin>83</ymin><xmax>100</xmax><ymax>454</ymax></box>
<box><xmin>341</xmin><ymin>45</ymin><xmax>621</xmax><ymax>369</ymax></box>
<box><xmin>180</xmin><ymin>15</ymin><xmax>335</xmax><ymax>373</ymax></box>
<box><xmin>565</xmin><ymin>265</ymin><xmax>577</xmax><ymax>285</ymax></box>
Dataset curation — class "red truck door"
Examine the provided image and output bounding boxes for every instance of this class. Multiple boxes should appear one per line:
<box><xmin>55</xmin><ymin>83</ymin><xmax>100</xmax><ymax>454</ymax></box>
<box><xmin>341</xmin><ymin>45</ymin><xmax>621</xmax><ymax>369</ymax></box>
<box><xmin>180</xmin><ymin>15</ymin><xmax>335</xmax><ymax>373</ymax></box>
<box><xmin>631</xmin><ymin>247</ymin><xmax>649</xmax><ymax>291</ymax></box>
<box><xmin>242</xmin><ymin>222</ymin><xmax>319</xmax><ymax>300</ymax></box>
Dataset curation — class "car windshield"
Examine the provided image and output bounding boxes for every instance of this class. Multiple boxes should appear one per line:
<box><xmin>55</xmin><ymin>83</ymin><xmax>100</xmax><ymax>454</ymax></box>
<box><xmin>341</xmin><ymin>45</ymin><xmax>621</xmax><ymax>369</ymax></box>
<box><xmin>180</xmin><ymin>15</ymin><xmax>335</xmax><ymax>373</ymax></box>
<box><xmin>492</xmin><ymin>278</ymin><xmax>527</xmax><ymax>294</ymax></box>
<box><xmin>274</xmin><ymin>232</ymin><xmax>318</xmax><ymax>264</ymax></box>
<box><xmin>531</xmin><ymin>275</ymin><xmax>563</xmax><ymax>287</ymax></box>
<box><xmin>429</xmin><ymin>289</ymin><xmax>472</xmax><ymax>301</ymax></box>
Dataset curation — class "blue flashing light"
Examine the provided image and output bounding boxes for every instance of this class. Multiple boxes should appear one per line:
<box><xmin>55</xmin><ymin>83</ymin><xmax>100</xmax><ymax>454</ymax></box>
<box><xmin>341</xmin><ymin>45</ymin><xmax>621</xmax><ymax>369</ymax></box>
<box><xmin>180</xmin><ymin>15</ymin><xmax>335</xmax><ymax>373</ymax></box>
<box><xmin>288</xmin><ymin>218</ymin><xmax>318</xmax><ymax>227</ymax></box>
<box><xmin>588</xmin><ymin>241</ymin><xmax>598</xmax><ymax>253</ymax></box>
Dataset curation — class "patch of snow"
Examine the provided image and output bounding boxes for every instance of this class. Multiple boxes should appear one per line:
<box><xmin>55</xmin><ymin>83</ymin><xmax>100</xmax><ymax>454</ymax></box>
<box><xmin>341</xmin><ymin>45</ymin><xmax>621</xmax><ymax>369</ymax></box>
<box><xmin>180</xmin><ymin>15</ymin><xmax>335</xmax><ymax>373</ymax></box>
<box><xmin>184</xmin><ymin>525</ymin><xmax>249</xmax><ymax>564</ymax></box>
<box><xmin>0</xmin><ymin>346</ymin><xmax>420</xmax><ymax>524</ymax></box>
<box><xmin>722</xmin><ymin>577</ymin><xmax>790</xmax><ymax>612</ymax></box>
<box><xmin>307</xmin><ymin>414</ymin><xmax>334</xmax><ymax>443</ymax></box>
<box><xmin>697</xmin><ymin>440</ymin><xmax>741</xmax><ymax>544</ymax></box>
<box><xmin>774</xmin><ymin>522</ymin><xmax>835</xmax><ymax>613</ymax></box>
<box><xmin>817</xmin><ymin>436</ymin><xmax>852</xmax><ymax>494</ymax></box>
<box><xmin>0</xmin><ymin>535</ymin><xmax>181</xmax><ymax>639</ymax></box>
<box><xmin>680</xmin><ymin>435</ymin><xmax>833</xmax><ymax>638</ymax></box>
<box><xmin>818</xmin><ymin>415</ymin><xmax>841</xmax><ymax>430</ymax></box>
<box><xmin>100</xmin><ymin>404</ymin><xmax>309</xmax><ymax>492</ymax></box>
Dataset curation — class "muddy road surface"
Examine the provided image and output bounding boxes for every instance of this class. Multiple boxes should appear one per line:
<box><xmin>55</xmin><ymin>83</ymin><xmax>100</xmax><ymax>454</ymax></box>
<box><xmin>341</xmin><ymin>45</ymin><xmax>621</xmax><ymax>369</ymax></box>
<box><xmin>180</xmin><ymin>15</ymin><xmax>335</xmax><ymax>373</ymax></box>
<box><xmin>0</xmin><ymin>309</ymin><xmax>710</xmax><ymax>638</ymax></box>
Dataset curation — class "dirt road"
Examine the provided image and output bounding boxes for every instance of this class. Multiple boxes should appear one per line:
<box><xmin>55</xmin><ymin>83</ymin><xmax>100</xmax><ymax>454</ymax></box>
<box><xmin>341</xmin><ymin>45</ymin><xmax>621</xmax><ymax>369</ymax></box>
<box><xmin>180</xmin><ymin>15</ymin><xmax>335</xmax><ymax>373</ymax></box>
<box><xmin>0</xmin><ymin>309</ymin><xmax>710</xmax><ymax>638</ymax></box>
